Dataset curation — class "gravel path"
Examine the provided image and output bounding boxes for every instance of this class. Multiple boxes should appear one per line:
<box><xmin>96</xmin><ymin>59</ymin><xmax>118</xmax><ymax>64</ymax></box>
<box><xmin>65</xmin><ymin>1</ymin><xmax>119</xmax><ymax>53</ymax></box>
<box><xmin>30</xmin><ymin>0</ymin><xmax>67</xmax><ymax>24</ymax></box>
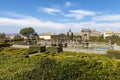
<box><xmin>63</xmin><ymin>48</ymin><xmax>107</xmax><ymax>54</ymax></box>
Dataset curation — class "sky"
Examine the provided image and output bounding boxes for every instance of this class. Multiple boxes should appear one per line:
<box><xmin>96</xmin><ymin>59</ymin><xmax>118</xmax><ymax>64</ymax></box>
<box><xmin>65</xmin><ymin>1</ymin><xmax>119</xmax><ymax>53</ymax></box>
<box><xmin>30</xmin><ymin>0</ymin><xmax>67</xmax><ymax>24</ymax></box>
<box><xmin>1</xmin><ymin>0</ymin><xmax>120</xmax><ymax>34</ymax></box>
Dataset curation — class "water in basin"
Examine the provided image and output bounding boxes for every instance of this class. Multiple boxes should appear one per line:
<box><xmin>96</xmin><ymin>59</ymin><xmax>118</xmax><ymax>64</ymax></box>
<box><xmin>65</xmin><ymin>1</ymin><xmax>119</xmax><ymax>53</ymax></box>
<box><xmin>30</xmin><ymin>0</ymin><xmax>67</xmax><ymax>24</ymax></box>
<box><xmin>94</xmin><ymin>47</ymin><xmax>109</xmax><ymax>51</ymax></box>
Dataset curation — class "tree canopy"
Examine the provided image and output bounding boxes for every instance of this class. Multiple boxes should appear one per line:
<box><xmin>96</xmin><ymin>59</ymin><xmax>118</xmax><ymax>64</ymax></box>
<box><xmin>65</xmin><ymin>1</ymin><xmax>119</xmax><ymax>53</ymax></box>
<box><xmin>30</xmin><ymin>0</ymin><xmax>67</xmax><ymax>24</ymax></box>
<box><xmin>0</xmin><ymin>33</ymin><xmax>6</xmax><ymax>39</ymax></box>
<box><xmin>20</xmin><ymin>27</ymin><xmax>35</xmax><ymax>38</ymax></box>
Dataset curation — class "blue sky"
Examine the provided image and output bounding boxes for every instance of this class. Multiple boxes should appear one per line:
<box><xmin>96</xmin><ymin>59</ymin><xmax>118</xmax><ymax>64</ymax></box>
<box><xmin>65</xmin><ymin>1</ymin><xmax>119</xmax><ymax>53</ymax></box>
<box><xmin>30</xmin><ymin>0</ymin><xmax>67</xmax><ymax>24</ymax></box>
<box><xmin>0</xmin><ymin>0</ymin><xmax>120</xmax><ymax>34</ymax></box>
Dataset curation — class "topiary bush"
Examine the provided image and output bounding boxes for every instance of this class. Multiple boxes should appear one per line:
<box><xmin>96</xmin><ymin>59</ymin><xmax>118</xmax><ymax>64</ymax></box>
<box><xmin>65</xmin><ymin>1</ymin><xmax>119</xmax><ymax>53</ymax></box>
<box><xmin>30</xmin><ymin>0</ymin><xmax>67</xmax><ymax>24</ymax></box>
<box><xmin>1</xmin><ymin>52</ymin><xmax>120</xmax><ymax>80</ymax></box>
<box><xmin>13</xmin><ymin>41</ymin><xmax>26</xmax><ymax>45</ymax></box>
<box><xmin>0</xmin><ymin>47</ymin><xmax>28</xmax><ymax>56</ymax></box>
<box><xmin>0</xmin><ymin>47</ymin><xmax>3</xmax><ymax>51</ymax></box>
<box><xmin>107</xmin><ymin>50</ymin><xmax>120</xmax><ymax>59</ymax></box>
<box><xmin>46</xmin><ymin>46</ymin><xmax>63</xmax><ymax>53</ymax></box>
<box><xmin>0</xmin><ymin>39</ymin><xmax>9</xmax><ymax>43</ymax></box>
<box><xmin>0</xmin><ymin>43</ymin><xmax>12</xmax><ymax>48</ymax></box>
<box><xmin>28</xmin><ymin>46</ymin><xmax>46</xmax><ymax>54</ymax></box>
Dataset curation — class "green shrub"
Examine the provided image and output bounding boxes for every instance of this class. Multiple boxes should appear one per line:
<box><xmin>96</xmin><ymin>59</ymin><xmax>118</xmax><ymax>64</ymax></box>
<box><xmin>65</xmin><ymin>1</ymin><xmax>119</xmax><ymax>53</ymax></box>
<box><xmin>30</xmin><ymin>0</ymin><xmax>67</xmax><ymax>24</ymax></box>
<box><xmin>13</xmin><ymin>41</ymin><xmax>26</xmax><ymax>45</ymax></box>
<box><xmin>28</xmin><ymin>46</ymin><xmax>46</xmax><ymax>54</ymax></box>
<box><xmin>0</xmin><ymin>47</ymin><xmax>3</xmax><ymax>51</ymax></box>
<box><xmin>1</xmin><ymin>52</ymin><xmax>120</xmax><ymax>80</ymax></box>
<box><xmin>24</xmin><ymin>55</ymin><xmax>29</xmax><ymax>58</ymax></box>
<box><xmin>107</xmin><ymin>50</ymin><xmax>120</xmax><ymax>59</ymax></box>
<box><xmin>0</xmin><ymin>39</ymin><xmax>8</xmax><ymax>43</ymax></box>
<box><xmin>0</xmin><ymin>43</ymin><xmax>12</xmax><ymax>48</ymax></box>
<box><xmin>46</xmin><ymin>46</ymin><xmax>63</xmax><ymax>53</ymax></box>
<box><xmin>0</xmin><ymin>47</ymin><xmax>28</xmax><ymax>56</ymax></box>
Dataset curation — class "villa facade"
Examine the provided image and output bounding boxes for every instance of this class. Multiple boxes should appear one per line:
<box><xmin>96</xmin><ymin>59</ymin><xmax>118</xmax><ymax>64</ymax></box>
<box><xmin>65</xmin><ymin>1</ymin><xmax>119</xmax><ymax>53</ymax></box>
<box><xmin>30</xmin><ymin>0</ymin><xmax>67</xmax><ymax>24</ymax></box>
<box><xmin>39</xmin><ymin>32</ymin><xmax>55</xmax><ymax>40</ymax></box>
<box><xmin>103</xmin><ymin>30</ymin><xmax>120</xmax><ymax>38</ymax></box>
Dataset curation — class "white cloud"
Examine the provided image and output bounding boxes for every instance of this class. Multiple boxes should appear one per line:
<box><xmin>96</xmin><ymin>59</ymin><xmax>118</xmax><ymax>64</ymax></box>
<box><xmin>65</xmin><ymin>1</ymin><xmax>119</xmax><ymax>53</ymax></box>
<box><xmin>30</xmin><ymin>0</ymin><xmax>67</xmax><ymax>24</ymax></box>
<box><xmin>65</xmin><ymin>2</ymin><xmax>71</xmax><ymax>7</ymax></box>
<box><xmin>39</xmin><ymin>7</ymin><xmax>61</xmax><ymax>15</ymax></box>
<box><xmin>1</xmin><ymin>12</ymin><xmax>120</xmax><ymax>33</ymax></box>
<box><xmin>1</xmin><ymin>16</ymin><xmax>120</xmax><ymax>32</ymax></box>
<box><xmin>0</xmin><ymin>17</ymin><xmax>67</xmax><ymax>29</ymax></box>
<box><xmin>93</xmin><ymin>14</ymin><xmax>120</xmax><ymax>21</ymax></box>
<box><xmin>0</xmin><ymin>12</ymin><xmax>67</xmax><ymax>29</ymax></box>
<box><xmin>69</xmin><ymin>10</ymin><xmax>95</xmax><ymax>16</ymax></box>
<box><xmin>63</xmin><ymin>9</ymin><xmax>96</xmax><ymax>19</ymax></box>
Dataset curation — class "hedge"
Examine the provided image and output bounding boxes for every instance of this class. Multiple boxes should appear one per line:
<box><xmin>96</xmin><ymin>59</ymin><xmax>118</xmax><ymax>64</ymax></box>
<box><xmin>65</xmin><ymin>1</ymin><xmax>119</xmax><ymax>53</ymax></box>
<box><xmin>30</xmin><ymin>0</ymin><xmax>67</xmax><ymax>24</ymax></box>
<box><xmin>28</xmin><ymin>46</ymin><xmax>46</xmax><ymax>54</ymax></box>
<box><xmin>107</xmin><ymin>50</ymin><xmax>120</xmax><ymax>59</ymax></box>
<box><xmin>0</xmin><ymin>39</ymin><xmax>9</xmax><ymax>43</ymax></box>
<box><xmin>46</xmin><ymin>46</ymin><xmax>63</xmax><ymax>53</ymax></box>
<box><xmin>13</xmin><ymin>41</ymin><xmax>26</xmax><ymax>45</ymax></box>
<box><xmin>0</xmin><ymin>43</ymin><xmax>12</xmax><ymax>48</ymax></box>
<box><xmin>1</xmin><ymin>51</ymin><xmax>120</xmax><ymax>79</ymax></box>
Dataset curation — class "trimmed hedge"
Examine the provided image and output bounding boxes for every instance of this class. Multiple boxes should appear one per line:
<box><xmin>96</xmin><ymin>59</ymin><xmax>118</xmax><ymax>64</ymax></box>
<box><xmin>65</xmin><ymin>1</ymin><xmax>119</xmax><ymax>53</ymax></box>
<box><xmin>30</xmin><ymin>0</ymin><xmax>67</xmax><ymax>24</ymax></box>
<box><xmin>0</xmin><ymin>43</ymin><xmax>12</xmax><ymax>48</ymax></box>
<box><xmin>0</xmin><ymin>47</ymin><xmax>3</xmax><ymax>51</ymax></box>
<box><xmin>1</xmin><ymin>51</ymin><xmax>120</xmax><ymax>79</ymax></box>
<box><xmin>0</xmin><ymin>39</ymin><xmax>9</xmax><ymax>43</ymax></box>
<box><xmin>107</xmin><ymin>50</ymin><xmax>120</xmax><ymax>59</ymax></box>
<box><xmin>46</xmin><ymin>46</ymin><xmax>63</xmax><ymax>53</ymax></box>
<box><xmin>28</xmin><ymin>46</ymin><xmax>46</xmax><ymax>54</ymax></box>
<box><xmin>4</xmin><ymin>56</ymin><xmax>120</xmax><ymax>80</ymax></box>
<box><xmin>13</xmin><ymin>41</ymin><xmax>26</xmax><ymax>45</ymax></box>
<box><xmin>51</xmin><ymin>44</ymin><xmax>57</xmax><ymax>46</ymax></box>
<box><xmin>51</xmin><ymin>43</ymin><xmax>63</xmax><ymax>47</ymax></box>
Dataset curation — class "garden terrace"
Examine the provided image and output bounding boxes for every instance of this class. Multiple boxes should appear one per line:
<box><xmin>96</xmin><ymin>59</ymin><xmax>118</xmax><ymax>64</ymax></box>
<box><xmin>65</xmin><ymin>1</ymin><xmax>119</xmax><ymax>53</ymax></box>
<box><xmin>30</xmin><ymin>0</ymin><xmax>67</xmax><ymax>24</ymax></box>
<box><xmin>0</xmin><ymin>47</ymin><xmax>120</xmax><ymax>79</ymax></box>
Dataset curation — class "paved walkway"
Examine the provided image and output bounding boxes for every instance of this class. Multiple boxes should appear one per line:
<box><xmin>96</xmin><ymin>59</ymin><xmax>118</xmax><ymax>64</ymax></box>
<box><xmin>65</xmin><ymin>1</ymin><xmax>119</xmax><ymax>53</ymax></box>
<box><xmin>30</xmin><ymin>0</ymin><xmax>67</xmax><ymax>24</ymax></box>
<box><xmin>11</xmin><ymin>45</ymin><xmax>29</xmax><ymax>48</ymax></box>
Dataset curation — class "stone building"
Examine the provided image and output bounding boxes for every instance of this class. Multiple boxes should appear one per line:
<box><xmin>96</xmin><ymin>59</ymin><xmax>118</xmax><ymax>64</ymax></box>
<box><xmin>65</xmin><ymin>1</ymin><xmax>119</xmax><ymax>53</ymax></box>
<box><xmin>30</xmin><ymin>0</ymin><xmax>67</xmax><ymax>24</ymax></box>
<box><xmin>103</xmin><ymin>30</ymin><xmax>120</xmax><ymax>38</ymax></box>
<box><xmin>81</xmin><ymin>28</ymin><xmax>101</xmax><ymax>41</ymax></box>
<box><xmin>39</xmin><ymin>32</ymin><xmax>54</xmax><ymax>40</ymax></box>
<box><xmin>90</xmin><ymin>29</ymin><xmax>101</xmax><ymax>36</ymax></box>
<box><xmin>103</xmin><ymin>30</ymin><xmax>113</xmax><ymax>38</ymax></box>
<box><xmin>81</xmin><ymin>28</ymin><xmax>91</xmax><ymax>41</ymax></box>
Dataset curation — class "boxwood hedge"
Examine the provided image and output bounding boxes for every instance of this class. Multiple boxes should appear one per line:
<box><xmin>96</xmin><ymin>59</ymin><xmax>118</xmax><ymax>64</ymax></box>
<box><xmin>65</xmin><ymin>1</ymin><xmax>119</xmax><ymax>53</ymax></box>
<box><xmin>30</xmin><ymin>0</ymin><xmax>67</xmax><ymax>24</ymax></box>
<box><xmin>28</xmin><ymin>46</ymin><xmax>46</xmax><ymax>54</ymax></box>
